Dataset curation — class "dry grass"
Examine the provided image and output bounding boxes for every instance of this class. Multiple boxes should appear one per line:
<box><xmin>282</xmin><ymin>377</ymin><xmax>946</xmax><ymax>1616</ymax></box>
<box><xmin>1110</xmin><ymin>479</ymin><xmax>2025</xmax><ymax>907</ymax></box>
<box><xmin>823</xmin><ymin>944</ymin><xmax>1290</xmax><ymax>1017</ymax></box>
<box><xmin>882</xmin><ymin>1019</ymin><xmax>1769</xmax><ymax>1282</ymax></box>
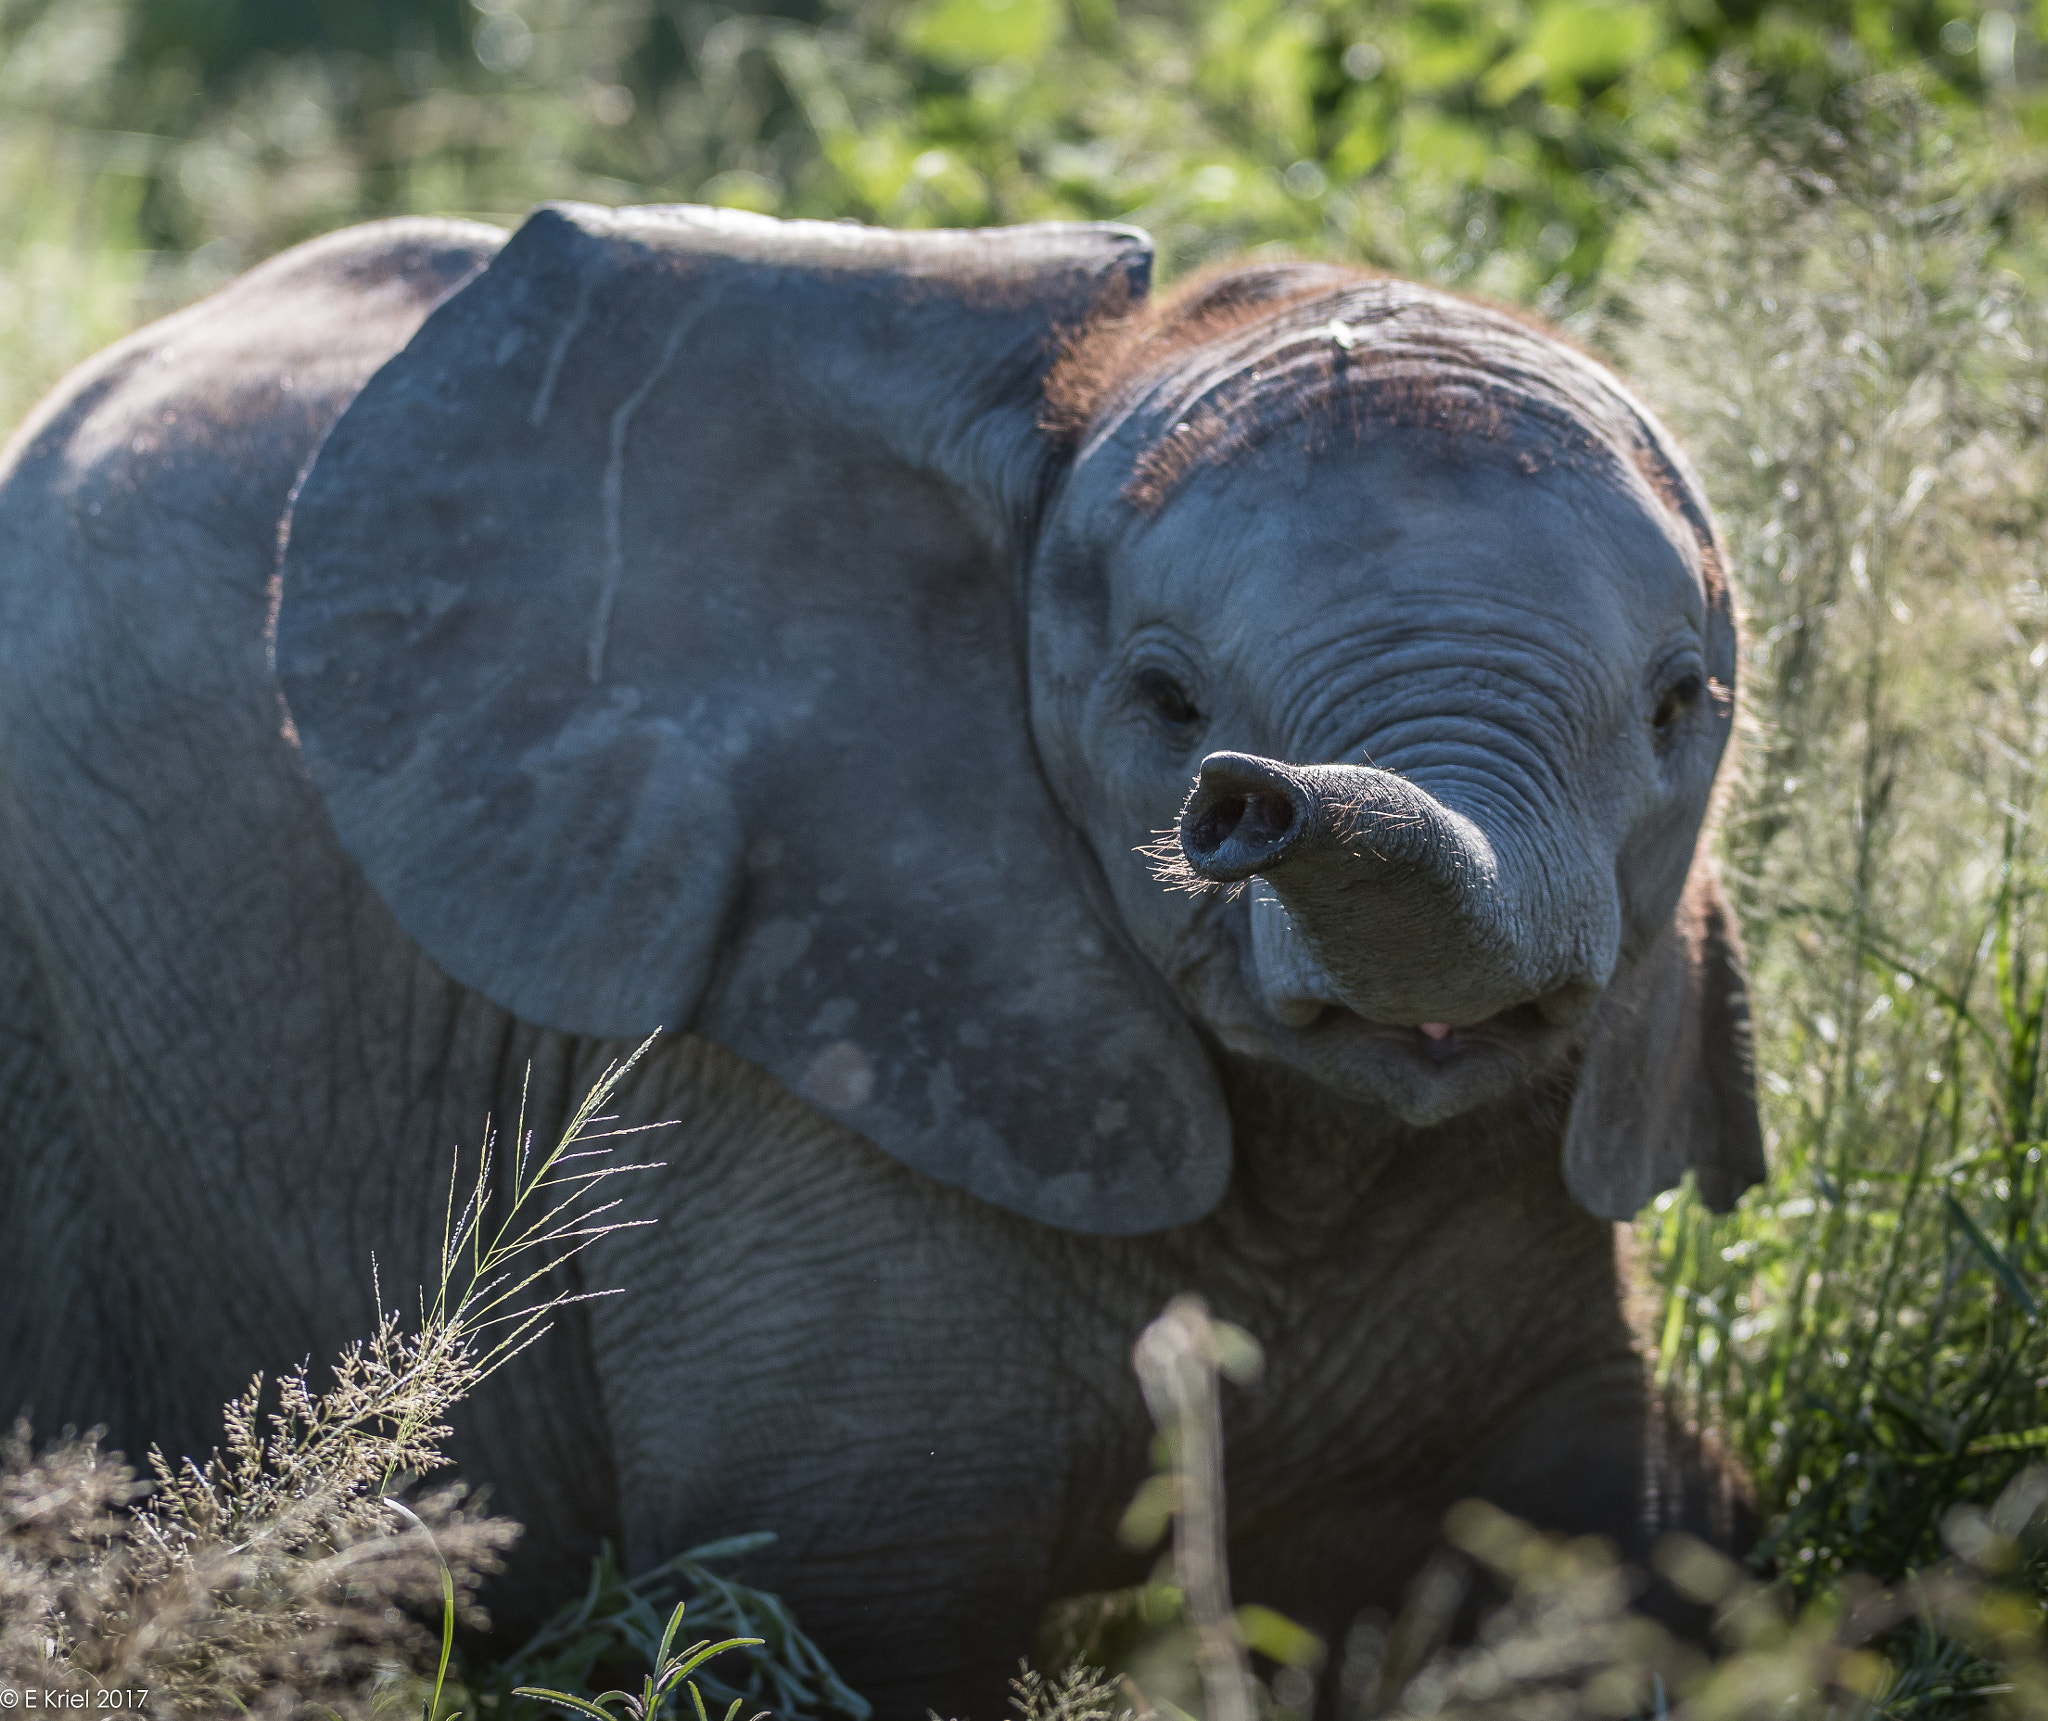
<box><xmin>0</xmin><ymin>1045</ymin><xmax>664</xmax><ymax>1719</ymax></box>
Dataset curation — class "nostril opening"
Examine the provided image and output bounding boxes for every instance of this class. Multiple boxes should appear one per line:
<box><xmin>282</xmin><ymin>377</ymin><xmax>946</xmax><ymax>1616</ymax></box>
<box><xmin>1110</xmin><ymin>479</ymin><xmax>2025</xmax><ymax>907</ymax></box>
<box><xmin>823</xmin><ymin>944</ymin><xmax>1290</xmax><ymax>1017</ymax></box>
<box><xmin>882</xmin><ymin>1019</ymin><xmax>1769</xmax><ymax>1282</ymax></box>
<box><xmin>1186</xmin><ymin>793</ymin><xmax>1249</xmax><ymax>858</ymax></box>
<box><xmin>1239</xmin><ymin>790</ymin><xmax>1295</xmax><ymax>850</ymax></box>
<box><xmin>1185</xmin><ymin>787</ymin><xmax>1299</xmax><ymax>864</ymax></box>
<box><xmin>1180</xmin><ymin>754</ymin><xmax>1308</xmax><ymax>879</ymax></box>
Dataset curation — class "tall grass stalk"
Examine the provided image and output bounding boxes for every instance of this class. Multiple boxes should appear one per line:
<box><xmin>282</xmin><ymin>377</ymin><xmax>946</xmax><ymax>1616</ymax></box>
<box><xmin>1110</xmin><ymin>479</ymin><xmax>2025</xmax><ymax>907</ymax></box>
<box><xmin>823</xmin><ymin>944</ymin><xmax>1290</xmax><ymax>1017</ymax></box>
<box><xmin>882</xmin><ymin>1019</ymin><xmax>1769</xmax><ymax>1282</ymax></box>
<box><xmin>1130</xmin><ymin>1298</ymin><xmax>1265</xmax><ymax>1721</ymax></box>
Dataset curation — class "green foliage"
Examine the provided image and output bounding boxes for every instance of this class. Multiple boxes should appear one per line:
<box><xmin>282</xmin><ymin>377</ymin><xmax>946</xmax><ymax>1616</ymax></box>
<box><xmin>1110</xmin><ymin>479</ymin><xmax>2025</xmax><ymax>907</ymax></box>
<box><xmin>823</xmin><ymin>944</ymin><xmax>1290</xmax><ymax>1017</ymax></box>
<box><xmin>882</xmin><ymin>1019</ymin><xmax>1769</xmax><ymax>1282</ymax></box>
<box><xmin>478</xmin><ymin>1536</ymin><xmax>869</xmax><ymax>1721</ymax></box>
<box><xmin>510</xmin><ymin>1594</ymin><xmax>765</xmax><ymax>1721</ymax></box>
<box><xmin>1089</xmin><ymin>1302</ymin><xmax>2048</xmax><ymax>1719</ymax></box>
<box><xmin>1605</xmin><ymin>76</ymin><xmax>2048</xmax><ymax>1605</ymax></box>
<box><xmin>2</xmin><ymin>0</ymin><xmax>2045</xmax><ymax>444</ymax></box>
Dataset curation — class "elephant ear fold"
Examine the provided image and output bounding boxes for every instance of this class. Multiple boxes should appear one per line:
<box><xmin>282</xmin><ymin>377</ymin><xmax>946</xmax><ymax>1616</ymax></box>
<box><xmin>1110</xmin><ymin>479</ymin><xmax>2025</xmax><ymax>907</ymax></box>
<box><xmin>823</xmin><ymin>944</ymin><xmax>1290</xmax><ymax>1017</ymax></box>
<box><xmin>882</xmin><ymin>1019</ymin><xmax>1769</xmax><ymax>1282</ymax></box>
<box><xmin>1563</xmin><ymin>862</ymin><xmax>1766</xmax><ymax>1220</ymax></box>
<box><xmin>277</xmin><ymin>202</ymin><xmax>1232</xmax><ymax>1235</ymax></box>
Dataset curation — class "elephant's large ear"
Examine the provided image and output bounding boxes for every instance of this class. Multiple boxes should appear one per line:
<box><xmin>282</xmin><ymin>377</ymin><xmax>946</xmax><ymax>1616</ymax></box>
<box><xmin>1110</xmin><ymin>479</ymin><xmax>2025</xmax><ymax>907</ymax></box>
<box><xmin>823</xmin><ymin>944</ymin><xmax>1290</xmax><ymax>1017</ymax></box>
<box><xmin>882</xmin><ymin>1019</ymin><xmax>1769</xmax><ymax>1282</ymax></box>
<box><xmin>276</xmin><ymin>203</ymin><xmax>1230</xmax><ymax>1233</ymax></box>
<box><xmin>1562</xmin><ymin>862</ymin><xmax>1765</xmax><ymax>1219</ymax></box>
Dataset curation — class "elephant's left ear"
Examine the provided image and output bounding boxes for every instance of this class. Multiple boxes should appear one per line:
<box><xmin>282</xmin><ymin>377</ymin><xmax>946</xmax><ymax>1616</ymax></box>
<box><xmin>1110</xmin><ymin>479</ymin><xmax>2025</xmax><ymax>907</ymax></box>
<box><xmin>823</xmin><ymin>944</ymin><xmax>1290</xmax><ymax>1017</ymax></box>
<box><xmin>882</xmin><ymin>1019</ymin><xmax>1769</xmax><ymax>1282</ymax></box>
<box><xmin>1562</xmin><ymin>862</ymin><xmax>1766</xmax><ymax>1219</ymax></box>
<box><xmin>276</xmin><ymin>202</ymin><xmax>1231</xmax><ymax>1234</ymax></box>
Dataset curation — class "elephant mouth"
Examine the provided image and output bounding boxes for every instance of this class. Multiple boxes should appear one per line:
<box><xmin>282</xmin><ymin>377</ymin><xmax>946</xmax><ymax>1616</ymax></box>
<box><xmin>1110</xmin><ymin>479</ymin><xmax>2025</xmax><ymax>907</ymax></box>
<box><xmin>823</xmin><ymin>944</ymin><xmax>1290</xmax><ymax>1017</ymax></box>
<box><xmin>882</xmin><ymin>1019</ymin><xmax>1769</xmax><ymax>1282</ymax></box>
<box><xmin>1301</xmin><ymin>995</ymin><xmax>1560</xmax><ymax>1054</ymax></box>
<box><xmin>1259</xmin><ymin>992</ymin><xmax>1577</xmax><ymax>1126</ymax></box>
<box><xmin>1231</xmin><ymin>878</ymin><xmax>1590</xmax><ymax>1122</ymax></box>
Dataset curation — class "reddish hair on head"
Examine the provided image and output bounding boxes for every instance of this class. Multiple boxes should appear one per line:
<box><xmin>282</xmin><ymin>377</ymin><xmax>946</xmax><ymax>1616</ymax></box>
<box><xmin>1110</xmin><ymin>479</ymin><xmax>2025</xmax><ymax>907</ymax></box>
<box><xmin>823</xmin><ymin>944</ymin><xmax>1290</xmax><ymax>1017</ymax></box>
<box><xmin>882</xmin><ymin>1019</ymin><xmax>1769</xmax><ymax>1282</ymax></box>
<box><xmin>1040</xmin><ymin>260</ymin><xmax>1726</xmax><ymax>601</ymax></box>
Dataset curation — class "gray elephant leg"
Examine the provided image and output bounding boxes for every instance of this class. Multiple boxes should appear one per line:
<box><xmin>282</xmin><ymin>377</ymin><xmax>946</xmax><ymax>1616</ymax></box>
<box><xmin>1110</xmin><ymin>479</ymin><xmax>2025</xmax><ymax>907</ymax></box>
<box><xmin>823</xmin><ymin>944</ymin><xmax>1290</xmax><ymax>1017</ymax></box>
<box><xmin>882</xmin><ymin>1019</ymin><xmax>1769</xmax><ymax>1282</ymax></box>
<box><xmin>1224</xmin><ymin>1363</ymin><xmax>1749</xmax><ymax>1686</ymax></box>
<box><xmin>582</xmin><ymin>1034</ymin><xmax>1117</xmax><ymax>1720</ymax></box>
<box><xmin>1451</xmin><ymin>1367</ymin><xmax>1753</xmax><ymax>1560</ymax></box>
<box><xmin>1445</xmin><ymin>1369</ymin><xmax>1755</xmax><ymax>1654</ymax></box>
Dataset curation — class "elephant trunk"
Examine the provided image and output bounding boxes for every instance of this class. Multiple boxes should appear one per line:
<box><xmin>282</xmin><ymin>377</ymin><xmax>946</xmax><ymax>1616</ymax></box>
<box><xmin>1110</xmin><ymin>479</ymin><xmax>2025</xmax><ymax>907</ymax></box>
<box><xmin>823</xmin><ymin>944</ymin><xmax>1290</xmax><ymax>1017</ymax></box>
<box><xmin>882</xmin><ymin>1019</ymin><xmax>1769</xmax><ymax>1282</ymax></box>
<box><xmin>1177</xmin><ymin>751</ymin><xmax>1601</xmax><ymax>1029</ymax></box>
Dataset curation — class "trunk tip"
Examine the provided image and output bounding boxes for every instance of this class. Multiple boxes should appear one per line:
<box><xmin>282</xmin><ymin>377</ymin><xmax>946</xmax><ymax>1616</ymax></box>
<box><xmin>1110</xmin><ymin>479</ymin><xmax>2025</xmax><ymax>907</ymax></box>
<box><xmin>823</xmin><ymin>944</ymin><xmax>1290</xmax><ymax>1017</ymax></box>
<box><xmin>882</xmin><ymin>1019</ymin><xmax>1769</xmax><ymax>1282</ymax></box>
<box><xmin>1179</xmin><ymin>752</ymin><xmax>1307</xmax><ymax>883</ymax></box>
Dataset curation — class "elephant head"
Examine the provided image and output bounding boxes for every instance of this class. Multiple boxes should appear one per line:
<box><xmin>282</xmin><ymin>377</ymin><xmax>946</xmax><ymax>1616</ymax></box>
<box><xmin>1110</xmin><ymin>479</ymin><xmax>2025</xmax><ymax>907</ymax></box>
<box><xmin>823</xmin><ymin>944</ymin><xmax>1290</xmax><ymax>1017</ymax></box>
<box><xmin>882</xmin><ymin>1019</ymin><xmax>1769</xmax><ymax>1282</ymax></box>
<box><xmin>1029</xmin><ymin>267</ymin><xmax>1763</xmax><ymax>1217</ymax></box>
<box><xmin>274</xmin><ymin>205</ymin><xmax>1761</xmax><ymax>1235</ymax></box>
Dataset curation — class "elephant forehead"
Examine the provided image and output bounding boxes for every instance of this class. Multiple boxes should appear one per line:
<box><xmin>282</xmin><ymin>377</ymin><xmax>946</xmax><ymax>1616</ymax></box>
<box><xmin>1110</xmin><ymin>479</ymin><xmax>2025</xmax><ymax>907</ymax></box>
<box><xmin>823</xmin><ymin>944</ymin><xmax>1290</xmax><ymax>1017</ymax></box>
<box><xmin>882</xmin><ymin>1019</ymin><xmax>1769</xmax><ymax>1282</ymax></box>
<box><xmin>1108</xmin><ymin>428</ymin><xmax>1706</xmax><ymax>658</ymax></box>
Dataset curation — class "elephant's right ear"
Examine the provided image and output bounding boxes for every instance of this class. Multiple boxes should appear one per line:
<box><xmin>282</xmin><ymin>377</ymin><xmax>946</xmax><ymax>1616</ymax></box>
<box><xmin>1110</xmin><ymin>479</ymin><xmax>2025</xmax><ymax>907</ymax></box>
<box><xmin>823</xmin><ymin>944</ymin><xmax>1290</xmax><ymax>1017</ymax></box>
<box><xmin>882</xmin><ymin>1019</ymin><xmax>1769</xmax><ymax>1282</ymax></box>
<box><xmin>276</xmin><ymin>203</ymin><xmax>1232</xmax><ymax>1234</ymax></box>
<box><xmin>1563</xmin><ymin>861</ymin><xmax>1766</xmax><ymax>1220</ymax></box>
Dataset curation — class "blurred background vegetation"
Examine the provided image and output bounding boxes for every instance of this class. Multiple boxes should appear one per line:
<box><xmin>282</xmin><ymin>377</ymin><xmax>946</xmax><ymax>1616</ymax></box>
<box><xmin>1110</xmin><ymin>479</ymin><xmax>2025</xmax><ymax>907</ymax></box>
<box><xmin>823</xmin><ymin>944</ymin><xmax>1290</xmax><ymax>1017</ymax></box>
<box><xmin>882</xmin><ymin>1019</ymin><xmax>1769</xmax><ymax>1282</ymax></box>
<box><xmin>9</xmin><ymin>0</ymin><xmax>2048</xmax><ymax>1709</ymax></box>
<box><xmin>4</xmin><ymin>0</ymin><xmax>2047</xmax><ymax>431</ymax></box>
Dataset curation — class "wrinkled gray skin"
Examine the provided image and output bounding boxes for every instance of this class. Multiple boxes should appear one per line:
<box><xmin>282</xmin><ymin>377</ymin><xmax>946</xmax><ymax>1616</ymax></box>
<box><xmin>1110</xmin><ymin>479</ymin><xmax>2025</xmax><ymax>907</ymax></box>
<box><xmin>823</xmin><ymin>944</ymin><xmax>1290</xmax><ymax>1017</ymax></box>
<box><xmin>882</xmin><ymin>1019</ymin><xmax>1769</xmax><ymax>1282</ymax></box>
<box><xmin>0</xmin><ymin>207</ymin><xmax>1762</xmax><ymax>1717</ymax></box>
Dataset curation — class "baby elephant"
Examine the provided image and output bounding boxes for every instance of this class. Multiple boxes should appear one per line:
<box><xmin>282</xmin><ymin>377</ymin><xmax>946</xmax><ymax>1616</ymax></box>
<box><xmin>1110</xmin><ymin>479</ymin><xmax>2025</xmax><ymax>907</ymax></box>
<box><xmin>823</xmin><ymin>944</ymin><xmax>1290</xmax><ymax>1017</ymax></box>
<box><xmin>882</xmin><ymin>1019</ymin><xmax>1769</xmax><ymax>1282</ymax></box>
<box><xmin>0</xmin><ymin>206</ymin><xmax>1760</xmax><ymax>1715</ymax></box>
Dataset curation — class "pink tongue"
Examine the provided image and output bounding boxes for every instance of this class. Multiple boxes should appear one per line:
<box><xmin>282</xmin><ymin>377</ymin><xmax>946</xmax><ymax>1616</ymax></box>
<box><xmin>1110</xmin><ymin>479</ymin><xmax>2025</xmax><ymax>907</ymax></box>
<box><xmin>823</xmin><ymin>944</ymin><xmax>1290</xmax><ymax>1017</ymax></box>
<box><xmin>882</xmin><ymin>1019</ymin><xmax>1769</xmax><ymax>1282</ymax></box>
<box><xmin>1418</xmin><ymin>1023</ymin><xmax>1453</xmax><ymax>1041</ymax></box>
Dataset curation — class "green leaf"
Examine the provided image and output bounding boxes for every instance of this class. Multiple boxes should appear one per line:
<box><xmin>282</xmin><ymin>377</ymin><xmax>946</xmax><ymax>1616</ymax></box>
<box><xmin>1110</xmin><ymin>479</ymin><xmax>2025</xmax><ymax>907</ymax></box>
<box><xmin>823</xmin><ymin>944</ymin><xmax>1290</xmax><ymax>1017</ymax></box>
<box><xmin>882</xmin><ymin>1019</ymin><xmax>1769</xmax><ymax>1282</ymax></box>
<box><xmin>509</xmin><ymin>1689</ymin><xmax>618</xmax><ymax>1720</ymax></box>
<box><xmin>1396</xmin><ymin>14</ymin><xmax>1506</xmax><ymax>92</ymax></box>
<box><xmin>1965</xmin><ymin>1427</ymin><xmax>2048</xmax><ymax>1455</ymax></box>
<box><xmin>1235</xmin><ymin>1602</ymin><xmax>1325</xmax><ymax>1669</ymax></box>
<box><xmin>1945</xmin><ymin>1192</ymin><xmax>2040</xmax><ymax>1318</ymax></box>
<box><xmin>901</xmin><ymin>0</ymin><xmax>1062</xmax><ymax>69</ymax></box>
<box><xmin>670</xmin><ymin>1533</ymin><xmax>776</xmax><ymax>1565</ymax></box>
<box><xmin>671</xmin><ymin>1638</ymin><xmax>768</xmax><ymax>1682</ymax></box>
<box><xmin>1399</xmin><ymin>110</ymin><xmax>1493</xmax><ymax>181</ymax></box>
<box><xmin>1526</xmin><ymin>0</ymin><xmax>1660</xmax><ymax>86</ymax></box>
<box><xmin>1210</xmin><ymin>1318</ymin><xmax>1264</xmax><ymax>1384</ymax></box>
<box><xmin>1477</xmin><ymin>49</ymin><xmax>1547</xmax><ymax>105</ymax></box>
<box><xmin>655</xmin><ymin>1601</ymin><xmax>688</xmax><ymax>1677</ymax></box>
<box><xmin>1117</xmin><ymin>1473</ymin><xmax>1178</xmax><ymax>1550</ymax></box>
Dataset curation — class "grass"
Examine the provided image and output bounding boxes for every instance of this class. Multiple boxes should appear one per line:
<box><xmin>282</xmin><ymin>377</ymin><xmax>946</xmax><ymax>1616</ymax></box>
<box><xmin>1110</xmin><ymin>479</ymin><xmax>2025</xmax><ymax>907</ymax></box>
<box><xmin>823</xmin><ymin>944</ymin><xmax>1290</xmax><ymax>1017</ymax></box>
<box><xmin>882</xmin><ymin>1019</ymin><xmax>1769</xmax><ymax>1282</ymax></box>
<box><xmin>0</xmin><ymin>1047</ymin><xmax>680</xmax><ymax>1715</ymax></box>
<box><xmin>0</xmin><ymin>1048</ymin><xmax>876</xmax><ymax>1720</ymax></box>
<box><xmin>507</xmin><ymin>1594</ymin><xmax>767</xmax><ymax>1721</ymax></box>
<box><xmin>1085</xmin><ymin>1302</ymin><xmax>2048</xmax><ymax>1719</ymax></box>
<box><xmin>1600</xmin><ymin>75</ymin><xmax>2048</xmax><ymax>1603</ymax></box>
<box><xmin>473</xmin><ymin>1536</ymin><xmax>871</xmax><ymax>1721</ymax></box>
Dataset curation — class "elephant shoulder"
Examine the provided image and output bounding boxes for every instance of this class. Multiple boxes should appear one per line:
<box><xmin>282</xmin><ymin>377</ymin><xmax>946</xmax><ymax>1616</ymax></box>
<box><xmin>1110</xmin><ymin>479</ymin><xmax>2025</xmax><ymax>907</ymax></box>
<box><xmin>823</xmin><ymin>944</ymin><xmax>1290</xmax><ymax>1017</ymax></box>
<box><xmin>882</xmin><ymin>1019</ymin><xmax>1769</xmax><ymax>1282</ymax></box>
<box><xmin>0</xmin><ymin>218</ymin><xmax>506</xmax><ymax>688</ymax></box>
<box><xmin>0</xmin><ymin>217</ymin><xmax>506</xmax><ymax>559</ymax></box>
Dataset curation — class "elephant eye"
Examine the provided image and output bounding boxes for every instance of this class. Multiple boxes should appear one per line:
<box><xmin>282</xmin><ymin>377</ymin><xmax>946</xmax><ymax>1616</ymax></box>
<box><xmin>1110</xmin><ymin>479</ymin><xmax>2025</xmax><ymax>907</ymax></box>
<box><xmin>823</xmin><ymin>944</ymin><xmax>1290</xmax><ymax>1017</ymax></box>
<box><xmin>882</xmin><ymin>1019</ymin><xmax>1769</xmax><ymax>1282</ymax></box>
<box><xmin>1652</xmin><ymin>674</ymin><xmax>1704</xmax><ymax>747</ymax></box>
<box><xmin>1135</xmin><ymin>668</ymin><xmax>1204</xmax><ymax>733</ymax></box>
